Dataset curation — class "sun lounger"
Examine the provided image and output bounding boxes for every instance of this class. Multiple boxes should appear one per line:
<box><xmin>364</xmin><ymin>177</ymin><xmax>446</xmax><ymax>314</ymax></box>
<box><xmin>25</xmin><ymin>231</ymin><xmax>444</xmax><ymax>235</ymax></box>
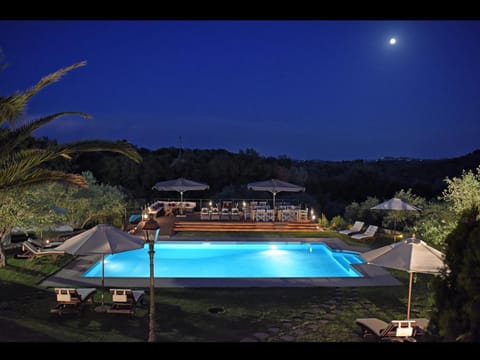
<box><xmin>351</xmin><ymin>225</ymin><xmax>378</xmax><ymax>240</ymax></box>
<box><xmin>16</xmin><ymin>240</ymin><xmax>65</xmax><ymax>260</ymax></box>
<box><xmin>355</xmin><ymin>317</ymin><xmax>429</xmax><ymax>342</ymax></box>
<box><xmin>338</xmin><ymin>221</ymin><xmax>364</xmax><ymax>235</ymax></box>
<box><xmin>50</xmin><ymin>288</ymin><xmax>97</xmax><ymax>315</ymax></box>
<box><xmin>107</xmin><ymin>288</ymin><xmax>145</xmax><ymax>315</ymax></box>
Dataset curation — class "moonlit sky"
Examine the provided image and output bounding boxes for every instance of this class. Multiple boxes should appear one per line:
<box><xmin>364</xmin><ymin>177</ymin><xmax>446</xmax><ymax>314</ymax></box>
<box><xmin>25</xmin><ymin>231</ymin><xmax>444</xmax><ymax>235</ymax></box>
<box><xmin>1</xmin><ymin>20</ymin><xmax>480</xmax><ymax>161</ymax></box>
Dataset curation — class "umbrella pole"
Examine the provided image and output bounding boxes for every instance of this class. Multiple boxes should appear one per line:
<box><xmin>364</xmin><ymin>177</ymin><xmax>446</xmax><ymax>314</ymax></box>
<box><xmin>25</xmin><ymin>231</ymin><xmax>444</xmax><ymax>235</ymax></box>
<box><xmin>180</xmin><ymin>191</ymin><xmax>184</xmax><ymax>215</ymax></box>
<box><xmin>407</xmin><ymin>271</ymin><xmax>413</xmax><ymax>320</ymax></box>
<box><xmin>393</xmin><ymin>218</ymin><xmax>396</xmax><ymax>243</ymax></box>
<box><xmin>101</xmin><ymin>254</ymin><xmax>105</xmax><ymax>306</ymax></box>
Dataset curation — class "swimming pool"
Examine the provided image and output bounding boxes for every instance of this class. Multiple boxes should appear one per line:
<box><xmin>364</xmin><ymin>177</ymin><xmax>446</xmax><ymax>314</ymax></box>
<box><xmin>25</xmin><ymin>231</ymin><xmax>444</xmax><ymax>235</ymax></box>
<box><xmin>82</xmin><ymin>242</ymin><xmax>364</xmax><ymax>278</ymax></box>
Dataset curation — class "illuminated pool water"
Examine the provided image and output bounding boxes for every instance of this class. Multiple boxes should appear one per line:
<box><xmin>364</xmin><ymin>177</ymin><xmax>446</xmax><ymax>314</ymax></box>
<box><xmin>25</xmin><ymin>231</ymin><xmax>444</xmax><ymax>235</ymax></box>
<box><xmin>82</xmin><ymin>242</ymin><xmax>364</xmax><ymax>278</ymax></box>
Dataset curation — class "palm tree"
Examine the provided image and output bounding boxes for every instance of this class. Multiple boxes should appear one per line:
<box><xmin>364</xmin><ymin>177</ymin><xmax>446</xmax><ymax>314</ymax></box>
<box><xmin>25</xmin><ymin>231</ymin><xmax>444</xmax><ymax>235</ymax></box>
<box><xmin>0</xmin><ymin>61</ymin><xmax>142</xmax><ymax>267</ymax></box>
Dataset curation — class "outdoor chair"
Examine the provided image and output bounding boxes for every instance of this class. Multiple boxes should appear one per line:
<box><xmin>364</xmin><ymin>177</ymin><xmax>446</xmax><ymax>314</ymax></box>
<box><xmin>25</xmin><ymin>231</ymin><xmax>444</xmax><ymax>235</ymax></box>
<box><xmin>210</xmin><ymin>208</ymin><xmax>220</xmax><ymax>220</ymax></box>
<box><xmin>265</xmin><ymin>209</ymin><xmax>275</xmax><ymax>222</ymax></box>
<box><xmin>338</xmin><ymin>221</ymin><xmax>364</xmax><ymax>235</ymax></box>
<box><xmin>355</xmin><ymin>317</ymin><xmax>429</xmax><ymax>342</ymax></box>
<box><xmin>200</xmin><ymin>207</ymin><xmax>210</xmax><ymax>220</ymax></box>
<box><xmin>298</xmin><ymin>209</ymin><xmax>308</xmax><ymax>221</ymax></box>
<box><xmin>230</xmin><ymin>207</ymin><xmax>241</xmax><ymax>220</ymax></box>
<box><xmin>50</xmin><ymin>288</ymin><xmax>97</xmax><ymax>315</ymax></box>
<box><xmin>351</xmin><ymin>225</ymin><xmax>378</xmax><ymax>240</ymax></box>
<box><xmin>255</xmin><ymin>209</ymin><xmax>266</xmax><ymax>222</ymax></box>
<box><xmin>107</xmin><ymin>288</ymin><xmax>145</xmax><ymax>315</ymax></box>
<box><xmin>16</xmin><ymin>240</ymin><xmax>65</xmax><ymax>260</ymax></box>
<box><xmin>220</xmin><ymin>208</ymin><xmax>231</xmax><ymax>220</ymax></box>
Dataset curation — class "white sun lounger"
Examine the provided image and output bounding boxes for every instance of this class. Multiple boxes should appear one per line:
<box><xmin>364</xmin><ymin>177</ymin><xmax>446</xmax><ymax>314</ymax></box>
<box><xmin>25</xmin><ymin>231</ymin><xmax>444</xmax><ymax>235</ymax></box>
<box><xmin>338</xmin><ymin>221</ymin><xmax>364</xmax><ymax>235</ymax></box>
<box><xmin>351</xmin><ymin>225</ymin><xmax>378</xmax><ymax>240</ymax></box>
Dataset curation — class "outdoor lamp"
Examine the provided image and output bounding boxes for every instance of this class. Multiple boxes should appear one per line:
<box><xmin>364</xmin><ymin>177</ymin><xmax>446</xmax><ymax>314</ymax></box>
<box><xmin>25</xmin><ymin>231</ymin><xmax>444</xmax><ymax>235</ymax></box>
<box><xmin>142</xmin><ymin>217</ymin><xmax>160</xmax><ymax>342</ymax></box>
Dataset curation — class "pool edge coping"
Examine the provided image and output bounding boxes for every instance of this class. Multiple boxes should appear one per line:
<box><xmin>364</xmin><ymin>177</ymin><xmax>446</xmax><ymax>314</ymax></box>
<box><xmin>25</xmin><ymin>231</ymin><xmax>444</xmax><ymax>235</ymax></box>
<box><xmin>38</xmin><ymin>237</ymin><xmax>401</xmax><ymax>288</ymax></box>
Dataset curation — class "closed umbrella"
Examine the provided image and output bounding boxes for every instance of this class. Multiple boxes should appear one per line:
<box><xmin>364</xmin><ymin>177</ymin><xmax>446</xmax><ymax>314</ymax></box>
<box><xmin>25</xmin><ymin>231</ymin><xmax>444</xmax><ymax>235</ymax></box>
<box><xmin>55</xmin><ymin>224</ymin><xmax>145</xmax><ymax>308</ymax></box>
<box><xmin>152</xmin><ymin>177</ymin><xmax>209</xmax><ymax>215</ymax></box>
<box><xmin>371</xmin><ymin>197</ymin><xmax>421</xmax><ymax>242</ymax></box>
<box><xmin>361</xmin><ymin>235</ymin><xmax>445</xmax><ymax>319</ymax></box>
<box><xmin>247</xmin><ymin>178</ymin><xmax>305</xmax><ymax>210</ymax></box>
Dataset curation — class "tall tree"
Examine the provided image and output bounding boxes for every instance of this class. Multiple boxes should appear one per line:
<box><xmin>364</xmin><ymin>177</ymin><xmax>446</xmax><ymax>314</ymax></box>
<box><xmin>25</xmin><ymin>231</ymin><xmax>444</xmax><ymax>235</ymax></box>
<box><xmin>0</xmin><ymin>61</ymin><xmax>142</xmax><ymax>267</ymax></box>
<box><xmin>441</xmin><ymin>165</ymin><xmax>480</xmax><ymax>215</ymax></box>
<box><xmin>56</xmin><ymin>171</ymin><xmax>127</xmax><ymax>229</ymax></box>
<box><xmin>430</xmin><ymin>207</ymin><xmax>480</xmax><ymax>342</ymax></box>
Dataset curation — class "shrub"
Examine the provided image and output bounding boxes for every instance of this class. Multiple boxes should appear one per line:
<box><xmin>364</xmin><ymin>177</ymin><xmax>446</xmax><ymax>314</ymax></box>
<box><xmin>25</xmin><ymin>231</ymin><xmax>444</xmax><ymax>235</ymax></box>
<box><xmin>330</xmin><ymin>215</ymin><xmax>345</xmax><ymax>230</ymax></box>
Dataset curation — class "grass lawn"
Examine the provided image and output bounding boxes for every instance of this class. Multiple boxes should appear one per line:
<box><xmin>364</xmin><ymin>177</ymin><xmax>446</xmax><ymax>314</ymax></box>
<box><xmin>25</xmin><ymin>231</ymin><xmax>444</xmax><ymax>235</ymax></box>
<box><xmin>0</xmin><ymin>232</ymin><xmax>438</xmax><ymax>342</ymax></box>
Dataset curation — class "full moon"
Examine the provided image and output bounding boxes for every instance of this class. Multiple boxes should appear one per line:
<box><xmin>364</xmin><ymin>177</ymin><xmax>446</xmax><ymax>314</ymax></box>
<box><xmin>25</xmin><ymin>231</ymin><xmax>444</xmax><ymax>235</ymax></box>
<box><xmin>389</xmin><ymin>38</ymin><xmax>397</xmax><ymax>45</ymax></box>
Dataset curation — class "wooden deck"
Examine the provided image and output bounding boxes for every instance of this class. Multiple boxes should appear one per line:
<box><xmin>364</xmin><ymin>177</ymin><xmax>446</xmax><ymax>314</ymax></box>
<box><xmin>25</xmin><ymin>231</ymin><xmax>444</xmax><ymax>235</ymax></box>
<box><xmin>173</xmin><ymin>220</ymin><xmax>320</xmax><ymax>233</ymax></box>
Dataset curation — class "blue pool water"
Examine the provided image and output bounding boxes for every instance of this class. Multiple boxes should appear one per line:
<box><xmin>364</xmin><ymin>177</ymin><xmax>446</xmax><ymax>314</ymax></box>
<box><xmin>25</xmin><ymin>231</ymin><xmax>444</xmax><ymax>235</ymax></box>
<box><xmin>82</xmin><ymin>242</ymin><xmax>364</xmax><ymax>278</ymax></box>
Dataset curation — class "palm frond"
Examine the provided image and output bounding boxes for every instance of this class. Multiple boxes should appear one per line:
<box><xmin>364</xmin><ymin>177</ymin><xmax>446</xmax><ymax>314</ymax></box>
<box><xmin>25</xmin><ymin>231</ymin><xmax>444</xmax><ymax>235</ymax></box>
<box><xmin>57</xmin><ymin>140</ymin><xmax>142</xmax><ymax>164</ymax></box>
<box><xmin>0</xmin><ymin>149</ymin><xmax>64</xmax><ymax>189</ymax></box>
<box><xmin>0</xmin><ymin>112</ymin><xmax>92</xmax><ymax>155</ymax></box>
<box><xmin>0</xmin><ymin>93</ymin><xmax>26</xmax><ymax>127</ymax></box>
<box><xmin>0</xmin><ymin>61</ymin><xmax>86</xmax><ymax>125</ymax></box>
<box><xmin>0</xmin><ymin>168</ymin><xmax>87</xmax><ymax>191</ymax></box>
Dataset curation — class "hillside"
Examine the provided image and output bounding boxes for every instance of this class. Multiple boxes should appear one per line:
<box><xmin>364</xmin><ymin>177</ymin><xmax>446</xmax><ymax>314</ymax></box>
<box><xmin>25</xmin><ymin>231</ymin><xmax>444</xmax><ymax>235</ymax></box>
<box><xmin>25</xmin><ymin>136</ymin><xmax>480</xmax><ymax>217</ymax></box>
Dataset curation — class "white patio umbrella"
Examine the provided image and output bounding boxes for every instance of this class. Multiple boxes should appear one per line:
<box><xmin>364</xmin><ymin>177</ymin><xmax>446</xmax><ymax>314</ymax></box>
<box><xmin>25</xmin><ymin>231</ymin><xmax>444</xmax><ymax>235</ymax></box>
<box><xmin>361</xmin><ymin>235</ymin><xmax>445</xmax><ymax>320</ymax></box>
<box><xmin>152</xmin><ymin>177</ymin><xmax>209</xmax><ymax>215</ymax></box>
<box><xmin>371</xmin><ymin>197</ymin><xmax>421</xmax><ymax>242</ymax></box>
<box><xmin>55</xmin><ymin>224</ymin><xmax>145</xmax><ymax>307</ymax></box>
<box><xmin>247</xmin><ymin>178</ymin><xmax>305</xmax><ymax>210</ymax></box>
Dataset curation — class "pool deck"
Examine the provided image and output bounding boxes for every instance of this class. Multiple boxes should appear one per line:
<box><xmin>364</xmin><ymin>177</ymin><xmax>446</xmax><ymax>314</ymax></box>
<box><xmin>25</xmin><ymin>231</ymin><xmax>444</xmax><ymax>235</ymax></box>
<box><xmin>38</xmin><ymin>237</ymin><xmax>401</xmax><ymax>289</ymax></box>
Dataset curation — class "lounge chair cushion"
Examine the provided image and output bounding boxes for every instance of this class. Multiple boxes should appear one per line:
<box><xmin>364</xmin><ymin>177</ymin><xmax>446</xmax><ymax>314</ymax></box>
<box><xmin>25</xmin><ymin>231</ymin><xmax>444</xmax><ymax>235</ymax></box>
<box><xmin>356</xmin><ymin>317</ymin><xmax>429</xmax><ymax>341</ymax></box>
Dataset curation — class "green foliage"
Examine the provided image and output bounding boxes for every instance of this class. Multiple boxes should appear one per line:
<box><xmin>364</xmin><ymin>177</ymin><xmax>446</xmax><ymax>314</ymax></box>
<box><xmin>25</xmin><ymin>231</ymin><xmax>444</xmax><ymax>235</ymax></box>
<box><xmin>329</xmin><ymin>215</ymin><xmax>345</xmax><ymax>230</ymax></box>
<box><xmin>430</xmin><ymin>207</ymin><xmax>480</xmax><ymax>342</ymax></box>
<box><xmin>0</xmin><ymin>184</ymin><xmax>69</xmax><ymax>241</ymax></box>
<box><xmin>318</xmin><ymin>213</ymin><xmax>329</xmax><ymax>228</ymax></box>
<box><xmin>0</xmin><ymin>60</ymin><xmax>142</xmax><ymax>266</ymax></box>
<box><xmin>441</xmin><ymin>165</ymin><xmax>480</xmax><ymax>216</ymax></box>
<box><xmin>381</xmin><ymin>189</ymin><xmax>425</xmax><ymax>232</ymax></box>
<box><xmin>344</xmin><ymin>196</ymin><xmax>382</xmax><ymax>226</ymax></box>
<box><xmin>413</xmin><ymin>201</ymin><xmax>457</xmax><ymax>249</ymax></box>
<box><xmin>414</xmin><ymin>166</ymin><xmax>480</xmax><ymax>249</ymax></box>
<box><xmin>55</xmin><ymin>171</ymin><xmax>127</xmax><ymax>229</ymax></box>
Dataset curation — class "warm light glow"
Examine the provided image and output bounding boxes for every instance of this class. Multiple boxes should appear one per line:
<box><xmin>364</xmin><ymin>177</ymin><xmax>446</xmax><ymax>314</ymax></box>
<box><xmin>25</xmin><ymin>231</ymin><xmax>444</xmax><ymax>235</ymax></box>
<box><xmin>143</xmin><ymin>213</ymin><xmax>149</xmax><ymax>220</ymax></box>
<box><xmin>209</xmin><ymin>201</ymin><xmax>212</xmax><ymax>207</ymax></box>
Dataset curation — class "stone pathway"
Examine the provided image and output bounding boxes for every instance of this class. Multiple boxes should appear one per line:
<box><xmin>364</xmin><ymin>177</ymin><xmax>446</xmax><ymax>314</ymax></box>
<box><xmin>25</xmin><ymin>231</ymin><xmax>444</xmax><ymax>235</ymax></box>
<box><xmin>239</xmin><ymin>287</ymin><xmax>377</xmax><ymax>342</ymax></box>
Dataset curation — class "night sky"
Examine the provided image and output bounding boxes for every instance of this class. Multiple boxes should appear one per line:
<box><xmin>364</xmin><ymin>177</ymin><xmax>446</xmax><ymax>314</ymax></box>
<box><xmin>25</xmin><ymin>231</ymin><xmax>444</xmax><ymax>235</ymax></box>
<box><xmin>1</xmin><ymin>20</ymin><xmax>480</xmax><ymax>161</ymax></box>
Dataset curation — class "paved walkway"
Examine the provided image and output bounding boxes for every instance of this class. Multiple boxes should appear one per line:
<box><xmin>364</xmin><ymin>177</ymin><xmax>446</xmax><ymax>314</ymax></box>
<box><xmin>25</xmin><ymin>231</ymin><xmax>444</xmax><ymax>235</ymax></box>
<box><xmin>239</xmin><ymin>287</ymin><xmax>372</xmax><ymax>342</ymax></box>
<box><xmin>39</xmin><ymin>237</ymin><xmax>401</xmax><ymax>289</ymax></box>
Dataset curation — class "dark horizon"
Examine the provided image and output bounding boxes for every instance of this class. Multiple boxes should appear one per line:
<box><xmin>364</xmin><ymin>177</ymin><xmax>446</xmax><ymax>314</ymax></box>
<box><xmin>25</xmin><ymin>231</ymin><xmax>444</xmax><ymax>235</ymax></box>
<box><xmin>2</xmin><ymin>20</ymin><xmax>480</xmax><ymax>161</ymax></box>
